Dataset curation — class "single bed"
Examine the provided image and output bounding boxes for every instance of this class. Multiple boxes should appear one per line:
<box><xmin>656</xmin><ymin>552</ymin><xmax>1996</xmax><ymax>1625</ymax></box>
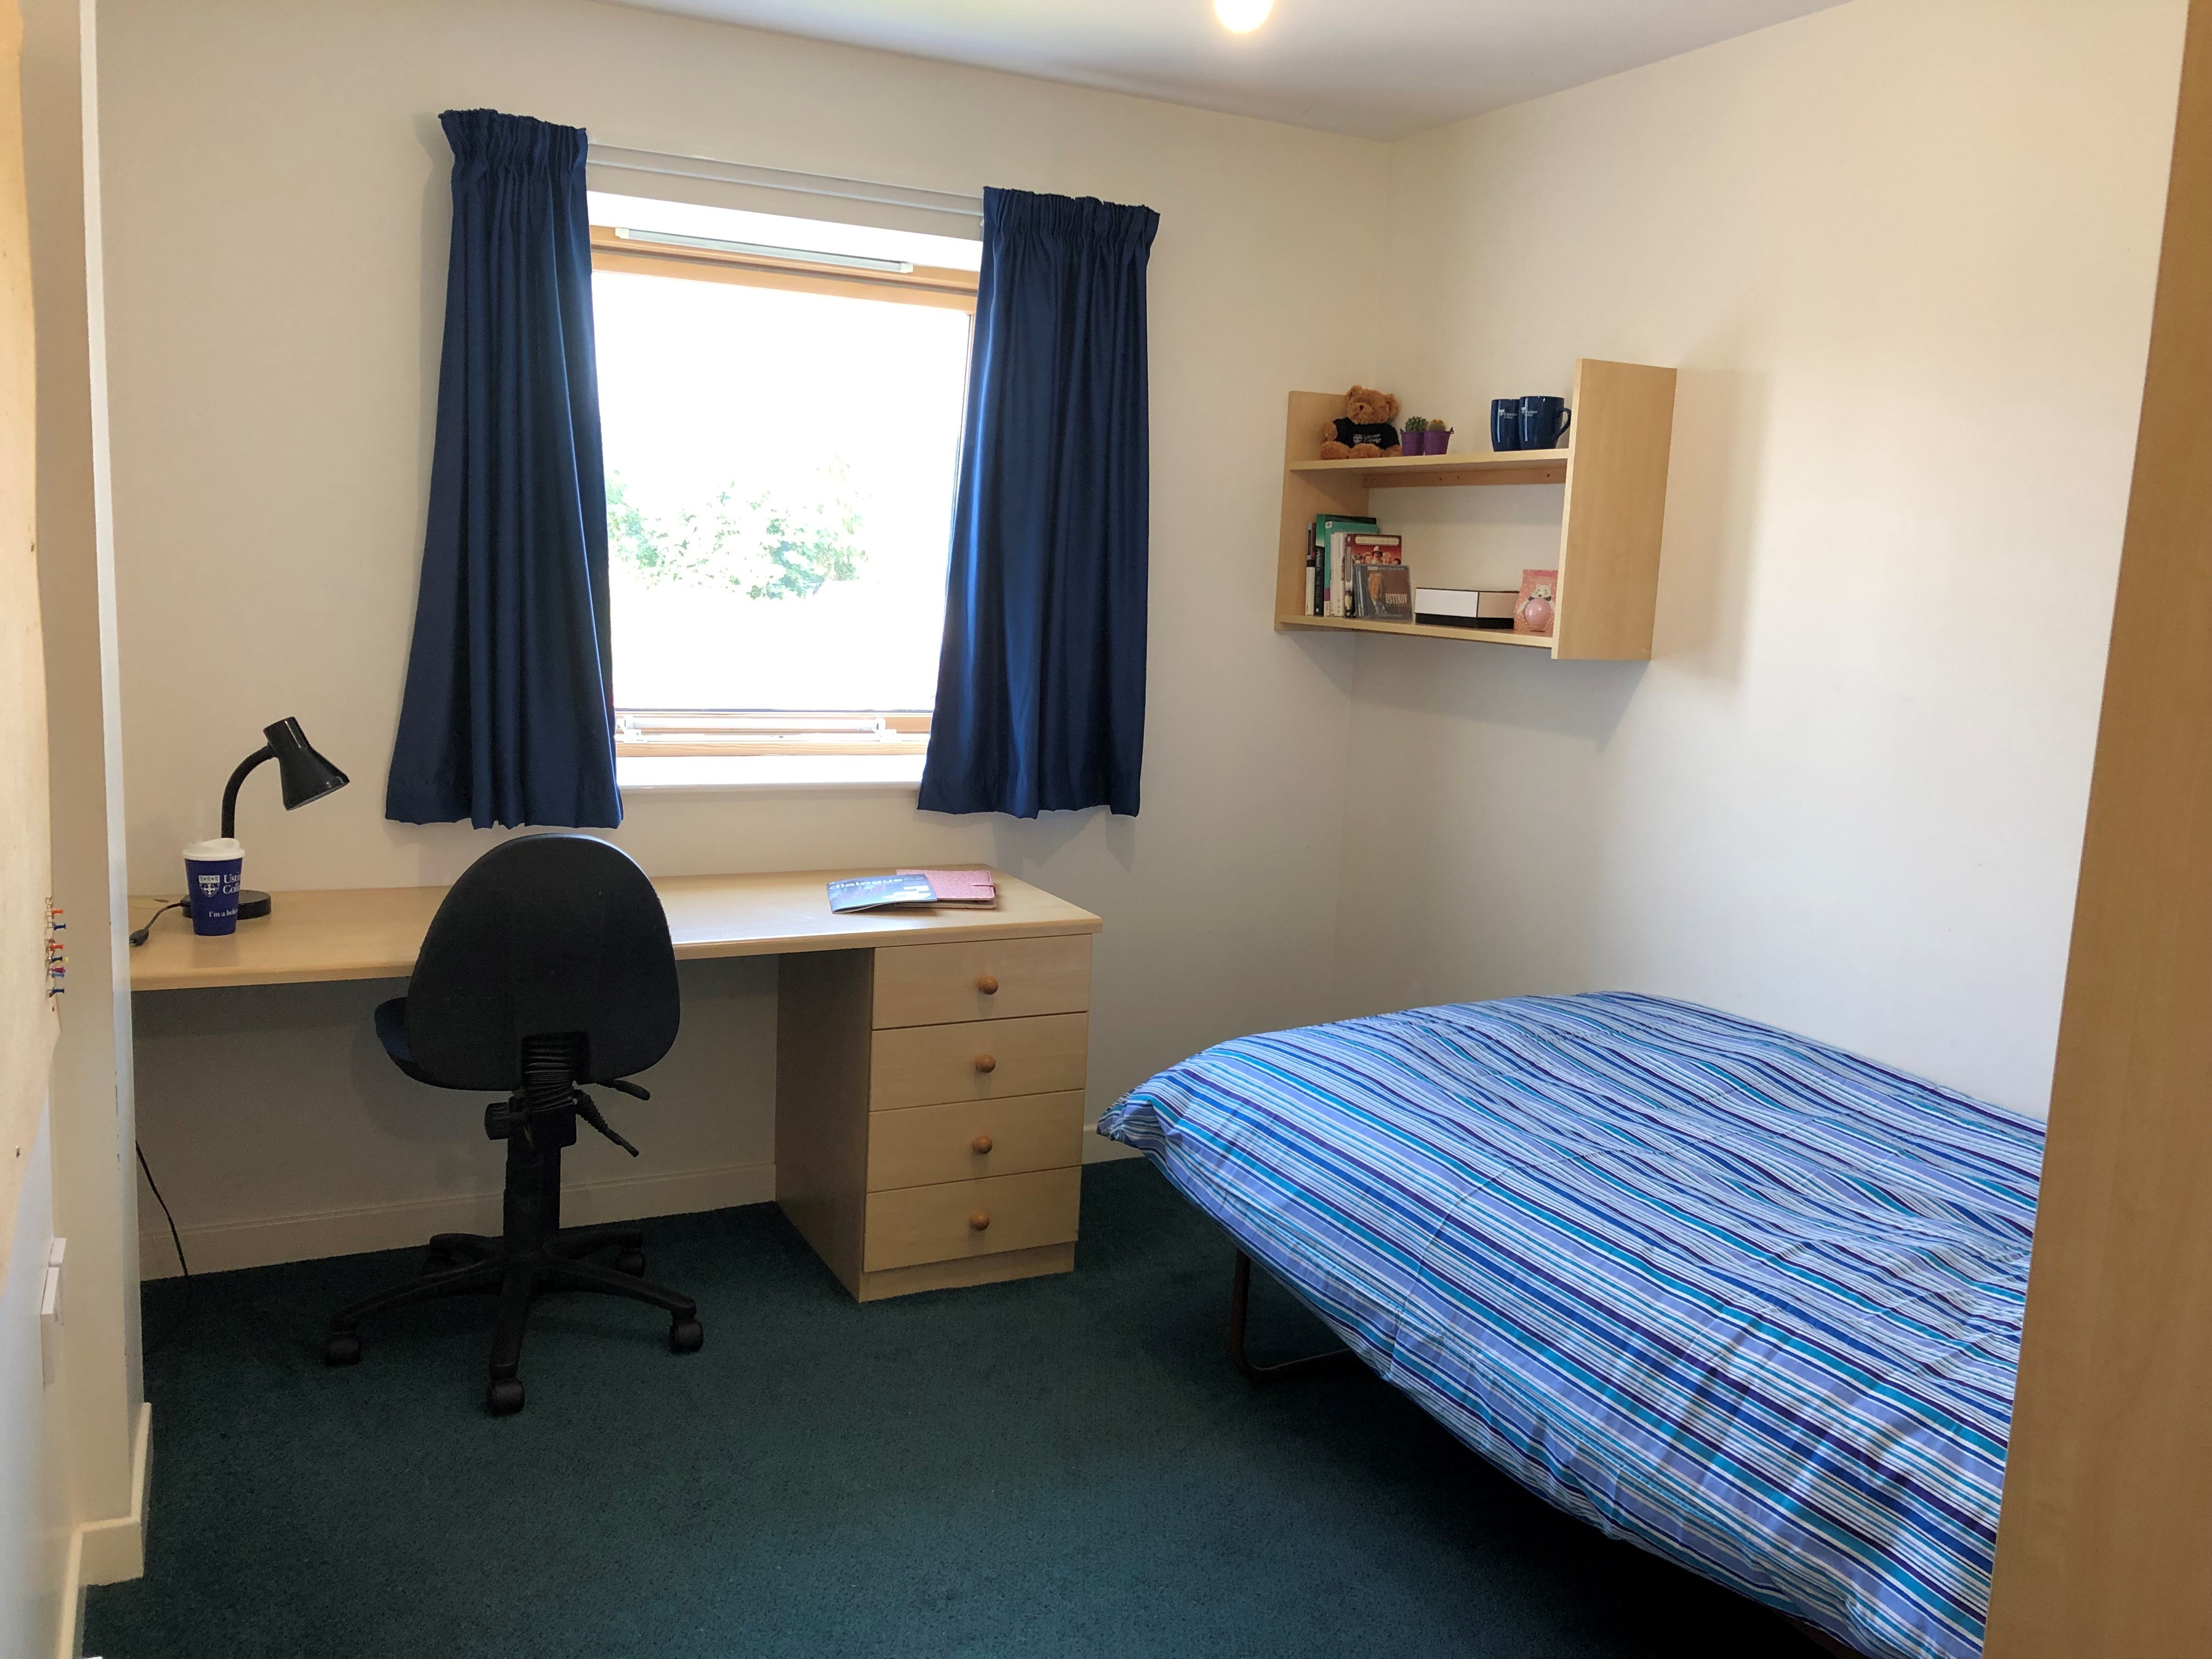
<box><xmin>1095</xmin><ymin>993</ymin><xmax>2042</xmax><ymax>1659</ymax></box>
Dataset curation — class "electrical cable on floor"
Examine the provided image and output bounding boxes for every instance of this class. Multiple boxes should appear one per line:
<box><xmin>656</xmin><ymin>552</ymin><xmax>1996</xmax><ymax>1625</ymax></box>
<box><xmin>137</xmin><ymin>1139</ymin><xmax>190</xmax><ymax>1280</ymax></box>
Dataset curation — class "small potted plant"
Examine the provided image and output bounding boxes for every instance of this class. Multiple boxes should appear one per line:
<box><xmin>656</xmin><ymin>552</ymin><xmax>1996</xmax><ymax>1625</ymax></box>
<box><xmin>1426</xmin><ymin>419</ymin><xmax>1453</xmax><ymax>455</ymax></box>
<box><xmin>1400</xmin><ymin>415</ymin><xmax>1428</xmax><ymax>455</ymax></box>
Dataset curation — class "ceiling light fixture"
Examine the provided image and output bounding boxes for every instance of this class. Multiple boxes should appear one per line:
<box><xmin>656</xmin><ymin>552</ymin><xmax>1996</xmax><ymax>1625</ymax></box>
<box><xmin>1215</xmin><ymin>0</ymin><xmax>1272</xmax><ymax>33</ymax></box>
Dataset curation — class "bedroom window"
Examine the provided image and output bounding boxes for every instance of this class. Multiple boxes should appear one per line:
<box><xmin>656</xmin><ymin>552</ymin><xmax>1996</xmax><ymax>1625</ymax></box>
<box><xmin>589</xmin><ymin>198</ymin><xmax>979</xmax><ymax>758</ymax></box>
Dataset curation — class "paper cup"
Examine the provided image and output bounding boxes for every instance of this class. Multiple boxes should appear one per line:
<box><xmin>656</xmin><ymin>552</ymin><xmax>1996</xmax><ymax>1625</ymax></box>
<box><xmin>184</xmin><ymin>837</ymin><xmax>245</xmax><ymax>936</ymax></box>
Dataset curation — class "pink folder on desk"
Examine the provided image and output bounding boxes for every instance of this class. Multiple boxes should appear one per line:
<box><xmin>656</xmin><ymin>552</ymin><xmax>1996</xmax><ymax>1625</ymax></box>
<box><xmin>899</xmin><ymin>868</ymin><xmax>997</xmax><ymax>907</ymax></box>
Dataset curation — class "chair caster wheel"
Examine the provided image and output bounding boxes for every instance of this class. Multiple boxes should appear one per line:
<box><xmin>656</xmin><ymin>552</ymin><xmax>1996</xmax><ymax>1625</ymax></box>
<box><xmin>487</xmin><ymin>1377</ymin><xmax>525</xmax><ymax>1415</ymax></box>
<box><xmin>325</xmin><ymin>1331</ymin><xmax>362</xmax><ymax>1367</ymax></box>
<box><xmin>616</xmin><ymin>1250</ymin><xmax>646</xmax><ymax>1277</ymax></box>
<box><xmin>669</xmin><ymin>1319</ymin><xmax>703</xmax><ymax>1355</ymax></box>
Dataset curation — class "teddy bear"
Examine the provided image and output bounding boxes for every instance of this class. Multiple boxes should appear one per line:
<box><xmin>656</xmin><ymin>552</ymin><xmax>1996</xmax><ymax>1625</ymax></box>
<box><xmin>1318</xmin><ymin>386</ymin><xmax>1403</xmax><ymax>460</ymax></box>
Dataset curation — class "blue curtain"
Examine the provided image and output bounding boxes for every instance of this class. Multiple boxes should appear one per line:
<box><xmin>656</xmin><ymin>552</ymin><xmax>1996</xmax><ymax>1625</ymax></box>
<box><xmin>918</xmin><ymin>188</ymin><xmax>1159</xmax><ymax>819</ymax></box>
<box><xmin>385</xmin><ymin>109</ymin><xmax>622</xmax><ymax>830</ymax></box>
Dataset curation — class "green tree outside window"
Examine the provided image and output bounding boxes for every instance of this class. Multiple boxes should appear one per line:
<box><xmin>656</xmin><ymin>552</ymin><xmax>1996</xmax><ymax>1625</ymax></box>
<box><xmin>607</xmin><ymin>468</ymin><xmax>868</xmax><ymax>600</ymax></box>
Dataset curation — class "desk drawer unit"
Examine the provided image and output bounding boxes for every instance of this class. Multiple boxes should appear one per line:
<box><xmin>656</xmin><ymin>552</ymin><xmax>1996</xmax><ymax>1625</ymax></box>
<box><xmin>872</xmin><ymin>935</ymin><xmax>1091</xmax><ymax>1028</ymax></box>
<box><xmin>864</xmin><ymin>1167</ymin><xmax>1082</xmax><ymax>1273</ymax></box>
<box><xmin>871</xmin><ymin>1014</ymin><xmax>1090</xmax><ymax>1111</ymax></box>
<box><xmin>866</xmin><ymin>1092</ymin><xmax>1085</xmax><ymax>1190</ymax></box>
<box><xmin>777</xmin><ymin>932</ymin><xmax>1094</xmax><ymax>1302</ymax></box>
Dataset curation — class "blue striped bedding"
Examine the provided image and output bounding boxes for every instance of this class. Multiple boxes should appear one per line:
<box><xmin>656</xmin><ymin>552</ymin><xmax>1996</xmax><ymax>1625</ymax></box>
<box><xmin>1094</xmin><ymin>994</ymin><xmax>2041</xmax><ymax>1659</ymax></box>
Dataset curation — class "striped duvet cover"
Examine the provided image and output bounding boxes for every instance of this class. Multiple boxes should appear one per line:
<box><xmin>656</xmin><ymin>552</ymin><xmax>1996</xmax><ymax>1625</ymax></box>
<box><xmin>1094</xmin><ymin>994</ymin><xmax>2041</xmax><ymax>1659</ymax></box>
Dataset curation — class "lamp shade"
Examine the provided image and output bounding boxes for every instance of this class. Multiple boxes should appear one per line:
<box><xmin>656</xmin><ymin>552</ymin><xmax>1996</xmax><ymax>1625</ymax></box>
<box><xmin>264</xmin><ymin>717</ymin><xmax>350</xmax><ymax>810</ymax></box>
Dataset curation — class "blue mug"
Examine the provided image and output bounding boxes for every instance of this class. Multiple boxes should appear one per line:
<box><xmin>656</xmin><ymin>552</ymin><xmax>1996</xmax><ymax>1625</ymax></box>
<box><xmin>1491</xmin><ymin>398</ymin><xmax>1522</xmax><ymax>452</ymax></box>
<box><xmin>183</xmin><ymin>837</ymin><xmax>245</xmax><ymax>936</ymax></box>
<box><xmin>1519</xmin><ymin>396</ymin><xmax>1571</xmax><ymax>450</ymax></box>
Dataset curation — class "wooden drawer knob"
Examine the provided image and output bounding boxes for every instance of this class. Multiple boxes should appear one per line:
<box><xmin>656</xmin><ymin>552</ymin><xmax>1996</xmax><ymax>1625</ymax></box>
<box><xmin>974</xmin><ymin>1053</ymin><xmax>996</xmax><ymax>1074</ymax></box>
<box><xmin>969</xmin><ymin>1210</ymin><xmax>991</xmax><ymax>1232</ymax></box>
<box><xmin>976</xmin><ymin>974</ymin><xmax>1000</xmax><ymax>995</ymax></box>
<box><xmin>971</xmin><ymin>1133</ymin><xmax>994</xmax><ymax>1155</ymax></box>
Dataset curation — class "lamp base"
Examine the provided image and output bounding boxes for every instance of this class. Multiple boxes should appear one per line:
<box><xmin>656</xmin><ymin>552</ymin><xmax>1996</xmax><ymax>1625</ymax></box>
<box><xmin>238</xmin><ymin>889</ymin><xmax>273</xmax><ymax>921</ymax></box>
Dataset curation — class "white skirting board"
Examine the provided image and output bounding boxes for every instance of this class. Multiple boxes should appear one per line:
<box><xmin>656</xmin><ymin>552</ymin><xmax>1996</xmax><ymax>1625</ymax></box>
<box><xmin>138</xmin><ymin>1162</ymin><xmax>776</xmax><ymax>1279</ymax></box>
<box><xmin>78</xmin><ymin>1400</ymin><xmax>151</xmax><ymax>1584</ymax></box>
<box><xmin>57</xmin><ymin>1400</ymin><xmax>153</xmax><ymax>1658</ymax></box>
<box><xmin>56</xmin><ymin>1527</ymin><xmax>82</xmax><ymax>1659</ymax></box>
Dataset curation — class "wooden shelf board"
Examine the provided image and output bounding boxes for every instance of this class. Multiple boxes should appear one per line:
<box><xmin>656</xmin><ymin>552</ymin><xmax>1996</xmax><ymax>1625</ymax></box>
<box><xmin>1276</xmin><ymin>614</ymin><xmax>1557</xmax><ymax>649</ymax></box>
<box><xmin>1289</xmin><ymin>448</ymin><xmax>1569</xmax><ymax>476</ymax></box>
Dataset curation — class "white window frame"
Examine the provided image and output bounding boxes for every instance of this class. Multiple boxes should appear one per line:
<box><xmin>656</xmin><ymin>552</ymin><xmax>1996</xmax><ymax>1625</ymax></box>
<box><xmin>591</xmin><ymin>225</ymin><xmax>975</xmax><ymax>758</ymax></box>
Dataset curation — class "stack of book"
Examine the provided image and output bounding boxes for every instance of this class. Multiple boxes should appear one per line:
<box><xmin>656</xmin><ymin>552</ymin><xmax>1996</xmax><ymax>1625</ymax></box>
<box><xmin>1306</xmin><ymin>514</ymin><xmax>1412</xmax><ymax>621</ymax></box>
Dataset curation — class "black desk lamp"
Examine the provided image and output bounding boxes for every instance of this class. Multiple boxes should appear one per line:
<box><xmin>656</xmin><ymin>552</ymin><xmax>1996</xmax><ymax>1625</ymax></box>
<box><xmin>221</xmin><ymin>717</ymin><xmax>349</xmax><ymax>919</ymax></box>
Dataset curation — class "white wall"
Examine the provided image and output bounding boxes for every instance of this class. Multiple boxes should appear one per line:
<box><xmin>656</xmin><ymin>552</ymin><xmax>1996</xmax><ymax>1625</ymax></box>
<box><xmin>1340</xmin><ymin>0</ymin><xmax>2186</xmax><ymax>1115</ymax></box>
<box><xmin>97</xmin><ymin>0</ymin><xmax>1379</xmax><ymax>1267</ymax></box>
<box><xmin>2</xmin><ymin>1</ymin><xmax>147</xmax><ymax>1646</ymax></box>
<box><xmin>93</xmin><ymin>0</ymin><xmax>2190</xmax><ymax>1277</ymax></box>
<box><xmin>0</xmin><ymin>1115</ymin><xmax>71</xmax><ymax>1659</ymax></box>
<box><xmin>27</xmin><ymin>0</ymin><xmax>145</xmax><ymax>1563</ymax></box>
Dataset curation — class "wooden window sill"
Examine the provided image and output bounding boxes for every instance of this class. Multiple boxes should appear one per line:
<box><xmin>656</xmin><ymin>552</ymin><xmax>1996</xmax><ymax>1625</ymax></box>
<box><xmin>616</xmin><ymin>753</ymin><xmax>925</xmax><ymax>794</ymax></box>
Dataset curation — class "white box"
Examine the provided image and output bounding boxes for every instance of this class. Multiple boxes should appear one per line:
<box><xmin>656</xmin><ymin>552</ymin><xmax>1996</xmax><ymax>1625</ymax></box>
<box><xmin>1414</xmin><ymin>588</ymin><xmax>1519</xmax><ymax>629</ymax></box>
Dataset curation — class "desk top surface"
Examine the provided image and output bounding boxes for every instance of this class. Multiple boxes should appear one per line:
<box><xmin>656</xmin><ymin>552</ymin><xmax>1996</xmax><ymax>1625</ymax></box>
<box><xmin>127</xmin><ymin>867</ymin><xmax>1101</xmax><ymax>992</ymax></box>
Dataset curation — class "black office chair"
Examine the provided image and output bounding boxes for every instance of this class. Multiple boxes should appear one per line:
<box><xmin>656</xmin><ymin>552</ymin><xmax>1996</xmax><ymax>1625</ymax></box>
<box><xmin>324</xmin><ymin>834</ymin><xmax>702</xmax><ymax>1414</ymax></box>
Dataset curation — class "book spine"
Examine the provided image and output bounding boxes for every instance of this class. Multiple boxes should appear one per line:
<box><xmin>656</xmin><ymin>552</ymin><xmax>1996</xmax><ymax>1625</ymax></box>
<box><xmin>1310</xmin><ymin>516</ymin><xmax>1323</xmax><ymax>616</ymax></box>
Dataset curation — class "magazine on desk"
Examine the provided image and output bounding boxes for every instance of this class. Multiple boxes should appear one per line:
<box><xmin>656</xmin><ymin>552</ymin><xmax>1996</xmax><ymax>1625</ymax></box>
<box><xmin>826</xmin><ymin>874</ymin><xmax>938</xmax><ymax>913</ymax></box>
<box><xmin>825</xmin><ymin>868</ymin><xmax>1001</xmax><ymax>913</ymax></box>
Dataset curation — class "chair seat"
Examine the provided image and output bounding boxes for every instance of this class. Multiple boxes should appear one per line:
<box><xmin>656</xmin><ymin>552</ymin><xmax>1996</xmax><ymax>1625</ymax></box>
<box><xmin>374</xmin><ymin>996</ymin><xmax>427</xmax><ymax>1084</ymax></box>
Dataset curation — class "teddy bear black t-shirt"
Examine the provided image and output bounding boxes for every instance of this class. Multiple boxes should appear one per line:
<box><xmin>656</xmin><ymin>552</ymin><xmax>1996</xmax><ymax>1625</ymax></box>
<box><xmin>1332</xmin><ymin>417</ymin><xmax>1401</xmax><ymax>451</ymax></box>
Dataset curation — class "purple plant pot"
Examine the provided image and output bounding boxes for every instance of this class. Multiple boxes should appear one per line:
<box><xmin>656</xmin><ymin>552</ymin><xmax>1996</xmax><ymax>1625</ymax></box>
<box><xmin>1407</xmin><ymin>431</ymin><xmax>1435</xmax><ymax>456</ymax></box>
<box><xmin>1429</xmin><ymin>428</ymin><xmax>1453</xmax><ymax>455</ymax></box>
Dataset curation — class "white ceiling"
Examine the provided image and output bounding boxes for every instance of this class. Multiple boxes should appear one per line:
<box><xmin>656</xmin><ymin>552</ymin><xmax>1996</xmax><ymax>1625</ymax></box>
<box><xmin>606</xmin><ymin>0</ymin><xmax>1842</xmax><ymax>141</ymax></box>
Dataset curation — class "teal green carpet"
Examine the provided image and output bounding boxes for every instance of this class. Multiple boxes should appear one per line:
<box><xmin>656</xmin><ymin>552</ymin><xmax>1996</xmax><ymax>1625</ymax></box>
<box><xmin>89</xmin><ymin>1161</ymin><xmax>1821</xmax><ymax>1658</ymax></box>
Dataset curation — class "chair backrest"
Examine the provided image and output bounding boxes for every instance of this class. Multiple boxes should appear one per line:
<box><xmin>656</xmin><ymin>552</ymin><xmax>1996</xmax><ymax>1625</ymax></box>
<box><xmin>403</xmin><ymin>834</ymin><xmax>680</xmax><ymax>1091</ymax></box>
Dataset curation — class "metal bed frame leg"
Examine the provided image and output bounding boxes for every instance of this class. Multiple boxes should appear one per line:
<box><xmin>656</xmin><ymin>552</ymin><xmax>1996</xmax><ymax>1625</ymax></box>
<box><xmin>1229</xmin><ymin>1250</ymin><xmax>1355</xmax><ymax>1382</ymax></box>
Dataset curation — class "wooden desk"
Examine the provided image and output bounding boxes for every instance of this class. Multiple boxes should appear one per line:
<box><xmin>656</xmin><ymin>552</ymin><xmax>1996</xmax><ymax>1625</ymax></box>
<box><xmin>128</xmin><ymin>869</ymin><xmax>1103</xmax><ymax>1301</ymax></box>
